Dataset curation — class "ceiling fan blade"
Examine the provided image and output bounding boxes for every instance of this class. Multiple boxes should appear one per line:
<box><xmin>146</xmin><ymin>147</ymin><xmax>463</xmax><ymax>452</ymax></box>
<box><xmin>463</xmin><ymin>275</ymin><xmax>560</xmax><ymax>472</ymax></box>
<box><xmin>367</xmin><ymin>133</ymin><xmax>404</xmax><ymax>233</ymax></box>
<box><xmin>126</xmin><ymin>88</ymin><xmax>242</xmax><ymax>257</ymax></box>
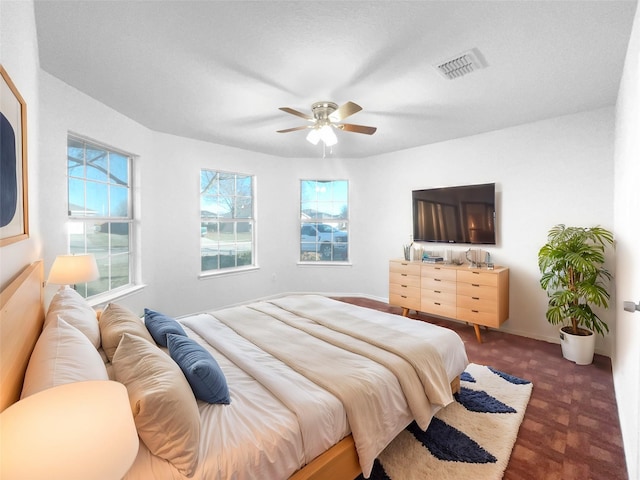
<box><xmin>277</xmin><ymin>125</ymin><xmax>312</xmax><ymax>133</ymax></box>
<box><xmin>279</xmin><ymin>107</ymin><xmax>313</xmax><ymax>121</ymax></box>
<box><xmin>329</xmin><ymin>101</ymin><xmax>362</xmax><ymax>122</ymax></box>
<box><xmin>338</xmin><ymin>123</ymin><xmax>377</xmax><ymax>135</ymax></box>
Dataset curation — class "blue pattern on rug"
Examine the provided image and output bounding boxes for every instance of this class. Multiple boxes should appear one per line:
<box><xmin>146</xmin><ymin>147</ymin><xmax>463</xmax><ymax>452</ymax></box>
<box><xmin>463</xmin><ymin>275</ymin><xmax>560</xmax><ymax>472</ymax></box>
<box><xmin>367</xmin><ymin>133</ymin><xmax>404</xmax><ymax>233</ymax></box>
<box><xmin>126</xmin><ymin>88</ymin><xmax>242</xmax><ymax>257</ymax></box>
<box><xmin>365</xmin><ymin>459</ymin><xmax>392</xmax><ymax>480</ymax></box>
<box><xmin>407</xmin><ymin>418</ymin><xmax>497</xmax><ymax>463</ymax></box>
<box><xmin>460</xmin><ymin>371</ymin><xmax>475</xmax><ymax>383</ymax></box>
<box><xmin>488</xmin><ymin>366</ymin><xmax>531</xmax><ymax>385</ymax></box>
<box><xmin>355</xmin><ymin>364</ymin><xmax>532</xmax><ymax>480</ymax></box>
<box><xmin>455</xmin><ymin>387</ymin><xmax>516</xmax><ymax>413</ymax></box>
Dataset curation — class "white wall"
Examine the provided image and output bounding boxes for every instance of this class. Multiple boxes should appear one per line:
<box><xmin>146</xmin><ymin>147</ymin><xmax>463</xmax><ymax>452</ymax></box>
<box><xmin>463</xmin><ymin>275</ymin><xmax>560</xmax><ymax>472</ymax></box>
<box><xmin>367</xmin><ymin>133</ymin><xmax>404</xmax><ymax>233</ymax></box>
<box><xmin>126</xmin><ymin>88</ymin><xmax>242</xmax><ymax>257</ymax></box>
<box><xmin>613</xmin><ymin>4</ymin><xmax>640</xmax><ymax>479</ymax></box>
<box><xmin>0</xmin><ymin>0</ymin><xmax>42</xmax><ymax>289</ymax></box>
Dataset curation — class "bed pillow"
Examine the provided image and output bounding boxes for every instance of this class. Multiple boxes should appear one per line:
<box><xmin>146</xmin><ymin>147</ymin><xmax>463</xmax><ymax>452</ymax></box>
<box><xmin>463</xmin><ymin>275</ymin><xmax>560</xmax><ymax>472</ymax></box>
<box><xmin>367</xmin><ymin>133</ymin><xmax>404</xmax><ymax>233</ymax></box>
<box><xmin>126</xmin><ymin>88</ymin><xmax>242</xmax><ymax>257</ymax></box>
<box><xmin>167</xmin><ymin>334</ymin><xmax>230</xmax><ymax>404</ymax></box>
<box><xmin>99</xmin><ymin>303</ymin><xmax>155</xmax><ymax>362</ymax></box>
<box><xmin>45</xmin><ymin>286</ymin><xmax>100</xmax><ymax>348</ymax></box>
<box><xmin>144</xmin><ymin>308</ymin><xmax>187</xmax><ymax>347</ymax></box>
<box><xmin>21</xmin><ymin>316</ymin><xmax>109</xmax><ymax>399</ymax></box>
<box><xmin>111</xmin><ymin>333</ymin><xmax>200</xmax><ymax>477</ymax></box>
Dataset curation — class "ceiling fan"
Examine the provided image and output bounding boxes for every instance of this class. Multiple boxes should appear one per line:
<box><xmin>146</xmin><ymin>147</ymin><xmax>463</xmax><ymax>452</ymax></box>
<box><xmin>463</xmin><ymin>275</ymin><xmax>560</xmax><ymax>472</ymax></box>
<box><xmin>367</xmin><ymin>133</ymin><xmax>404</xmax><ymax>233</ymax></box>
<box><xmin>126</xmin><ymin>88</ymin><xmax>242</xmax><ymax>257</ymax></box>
<box><xmin>277</xmin><ymin>101</ymin><xmax>377</xmax><ymax>146</ymax></box>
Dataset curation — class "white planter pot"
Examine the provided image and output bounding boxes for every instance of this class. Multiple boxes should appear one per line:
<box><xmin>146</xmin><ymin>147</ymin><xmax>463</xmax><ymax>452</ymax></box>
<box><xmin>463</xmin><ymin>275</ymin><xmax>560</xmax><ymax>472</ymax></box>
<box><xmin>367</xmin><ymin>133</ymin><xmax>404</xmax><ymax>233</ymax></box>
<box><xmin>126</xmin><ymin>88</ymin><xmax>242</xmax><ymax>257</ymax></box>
<box><xmin>559</xmin><ymin>327</ymin><xmax>595</xmax><ymax>365</ymax></box>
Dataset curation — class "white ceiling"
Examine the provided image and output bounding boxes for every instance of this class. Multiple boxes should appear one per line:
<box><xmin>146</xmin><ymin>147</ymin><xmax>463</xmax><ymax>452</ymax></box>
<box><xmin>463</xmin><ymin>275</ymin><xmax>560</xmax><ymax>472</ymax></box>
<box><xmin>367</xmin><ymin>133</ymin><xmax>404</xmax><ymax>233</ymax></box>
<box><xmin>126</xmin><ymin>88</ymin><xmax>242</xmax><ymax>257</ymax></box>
<box><xmin>34</xmin><ymin>1</ymin><xmax>637</xmax><ymax>158</ymax></box>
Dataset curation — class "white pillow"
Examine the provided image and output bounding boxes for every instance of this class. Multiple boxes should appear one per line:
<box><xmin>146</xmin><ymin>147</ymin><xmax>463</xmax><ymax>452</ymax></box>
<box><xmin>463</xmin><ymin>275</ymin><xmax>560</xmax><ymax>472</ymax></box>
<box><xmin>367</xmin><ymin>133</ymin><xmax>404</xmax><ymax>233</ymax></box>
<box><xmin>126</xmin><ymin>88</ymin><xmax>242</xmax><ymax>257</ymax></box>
<box><xmin>46</xmin><ymin>286</ymin><xmax>100</xmax><ymax>348</ymax></box>
<box><xmin>112</xmin><ymin>333</ymin><xmax>200</xmax><ymax>477</ymax></box>
<box><xmin>21</xmin><ymin>316</ymin><xmax>109</xmax><ymax>399</ymax></box>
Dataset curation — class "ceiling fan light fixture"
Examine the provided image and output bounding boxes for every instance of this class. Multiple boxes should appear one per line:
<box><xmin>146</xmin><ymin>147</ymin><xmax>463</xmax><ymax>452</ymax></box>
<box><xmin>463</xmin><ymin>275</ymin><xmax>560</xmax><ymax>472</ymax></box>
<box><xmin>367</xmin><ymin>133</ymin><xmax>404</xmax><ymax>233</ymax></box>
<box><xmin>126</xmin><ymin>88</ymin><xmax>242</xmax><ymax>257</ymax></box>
<box><xmin>319</xmin><ymin>125</ymin><xmax>337</xmax><ymax>146</ymax></box>
<box><xmin>306</xmin><ymin>125</ymin><xmax>337</xmax><ymax>147</ymax></box>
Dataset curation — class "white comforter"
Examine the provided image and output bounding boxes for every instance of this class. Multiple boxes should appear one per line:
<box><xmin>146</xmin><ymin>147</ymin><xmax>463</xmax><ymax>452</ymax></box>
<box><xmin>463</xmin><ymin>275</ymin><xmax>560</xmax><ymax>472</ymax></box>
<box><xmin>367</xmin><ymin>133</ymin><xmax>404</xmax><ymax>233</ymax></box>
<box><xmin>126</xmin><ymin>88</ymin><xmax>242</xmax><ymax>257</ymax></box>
<box><xmin>124</xmin><ymin>295</ymin><xmax>468</xmax><ymax>480</ymax></box>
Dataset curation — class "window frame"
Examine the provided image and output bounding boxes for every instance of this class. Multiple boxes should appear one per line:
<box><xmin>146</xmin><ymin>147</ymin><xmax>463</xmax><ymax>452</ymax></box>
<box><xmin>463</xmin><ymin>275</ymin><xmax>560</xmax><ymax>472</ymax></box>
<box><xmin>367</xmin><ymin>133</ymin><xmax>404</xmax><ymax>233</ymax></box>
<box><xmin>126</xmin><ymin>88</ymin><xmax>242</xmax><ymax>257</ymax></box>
<box><xmin>66</xmin><ymin>134</ymin><xmax>136</xmax><ymax>299</ymax></box>
<box><xmin>199</xmin><ymin>168</ymin><xmax>257</xmax><ymax>275</ymax></box>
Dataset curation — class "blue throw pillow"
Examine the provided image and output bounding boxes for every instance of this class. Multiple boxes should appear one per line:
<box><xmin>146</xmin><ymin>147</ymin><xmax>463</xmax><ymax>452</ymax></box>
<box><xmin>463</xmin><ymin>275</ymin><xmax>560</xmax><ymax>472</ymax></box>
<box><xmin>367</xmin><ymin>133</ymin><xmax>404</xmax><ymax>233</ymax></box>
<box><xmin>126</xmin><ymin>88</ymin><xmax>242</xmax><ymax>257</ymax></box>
<box><xmin>144</xmin><ymin>308</ymin><xmax>187</xmax><ymax>347</ymax></box>
<box><xmin>167</xmin><ymin>334</ymin><xmax>231</xmax><ymax>404</ymax></box>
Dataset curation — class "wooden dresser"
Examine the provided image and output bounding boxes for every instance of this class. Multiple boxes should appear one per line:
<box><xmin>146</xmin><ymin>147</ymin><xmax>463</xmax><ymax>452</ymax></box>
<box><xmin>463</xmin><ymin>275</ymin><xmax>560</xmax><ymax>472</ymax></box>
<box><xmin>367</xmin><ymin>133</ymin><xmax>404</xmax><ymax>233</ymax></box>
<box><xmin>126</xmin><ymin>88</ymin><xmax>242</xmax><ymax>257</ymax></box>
<box><xmin>389</xmin><ymin>259</ymin><xmax>509</xmax><ymax>342</ymax></box>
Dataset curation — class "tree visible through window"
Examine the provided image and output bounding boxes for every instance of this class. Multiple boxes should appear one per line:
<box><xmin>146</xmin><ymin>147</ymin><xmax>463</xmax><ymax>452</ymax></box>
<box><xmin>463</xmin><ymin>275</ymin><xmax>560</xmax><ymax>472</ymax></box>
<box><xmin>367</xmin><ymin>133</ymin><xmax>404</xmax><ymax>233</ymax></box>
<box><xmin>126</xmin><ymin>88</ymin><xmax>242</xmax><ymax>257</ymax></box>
<box><xmin>200</xmin><ymin>169</ymin><xmax>255</xmax><ymax>272</ymax></box>
<box><xmin>67</xmin><ymin>136</ymin><xmax>134</xmax><ymax>298</ymax></box>
<box><xmin>300</xmin><ymin>180</ymin><xmax>349</xmax><ymax>262</ymax></box>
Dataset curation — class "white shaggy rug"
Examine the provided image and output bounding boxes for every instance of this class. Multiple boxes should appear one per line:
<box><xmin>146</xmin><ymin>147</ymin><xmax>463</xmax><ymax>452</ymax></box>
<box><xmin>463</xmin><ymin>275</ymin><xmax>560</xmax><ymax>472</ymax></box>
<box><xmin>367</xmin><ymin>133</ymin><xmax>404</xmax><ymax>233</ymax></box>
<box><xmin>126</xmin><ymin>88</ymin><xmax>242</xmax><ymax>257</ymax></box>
<box><xmin>358</xmin><ymin>363</ymin><xmax>533</xmax><ymax>480</ymax></box>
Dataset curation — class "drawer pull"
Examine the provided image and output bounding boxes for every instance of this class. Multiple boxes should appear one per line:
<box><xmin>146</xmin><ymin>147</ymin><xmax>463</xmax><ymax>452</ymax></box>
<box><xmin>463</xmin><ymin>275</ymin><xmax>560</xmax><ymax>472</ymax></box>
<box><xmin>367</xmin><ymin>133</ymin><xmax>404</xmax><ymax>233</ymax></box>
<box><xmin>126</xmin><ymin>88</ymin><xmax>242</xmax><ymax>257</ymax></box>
<box><xmin>434</xmin><ymin>290</ymin><xmax>441</xmax><ymax>294</ymax></box>
<box><xmin>472</xmin><ymin>283</ymin><xmax>480</xmax><ymax>287</ymax></box>
<box><xmin>434</xmin><ymin>278</ymin><xmax>441</xmax><ymax>282</ymax></box>
<box><xmin>401</xmin><ymin>284</ymin><xmax>408</xmax><ymax>288</ymax></box>
<box><xmin>472</xmin><ymin>296</ymin><xmax>480</xmax><ymax>300</ymax></box>
<box><xmin>472</xmin><ymin>309</ymin><xmax>479</xmax><ymax>313</ymax></box>
<box><xmin>435</xmin><ymin>302</ymin><xmax>441</xmax><ymax>306</ymax></box>
<box><xmin>401</xmin><ymin>295</ymin><xmax>408</xmax><ymax>299</ymax></box>
<box><xmin>401</xmin><ymin>273</ymin><xmax>408</xmax><ymax>277</ymax></box>
<box><xmin>472</xmin><ymin>272</ymin><xmax>480</xmax><ymax>275</ymax></box>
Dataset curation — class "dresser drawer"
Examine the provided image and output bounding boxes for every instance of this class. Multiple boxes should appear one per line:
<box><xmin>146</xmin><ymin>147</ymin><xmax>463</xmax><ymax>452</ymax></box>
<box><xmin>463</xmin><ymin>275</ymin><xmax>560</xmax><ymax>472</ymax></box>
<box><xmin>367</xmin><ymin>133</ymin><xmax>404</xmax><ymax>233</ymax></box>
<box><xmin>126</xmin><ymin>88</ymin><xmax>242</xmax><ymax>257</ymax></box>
<box><xmin>389</xmin><ymin>292</ymin><xmax>421</xmax><ymax>311</ymax></box>
<box><xmin>457</xmin><ymin>294</ymin><xmax>497</xmax><ymax>314</ymax></box>
<box><xmin>390</xmin><ymin>282</ymin><xmax>420</xmax><ymax>297</ymax></box>
<box><xmin>422</xmin><ymin>300</ymin><xmax>457</xmax><ymax>318</ymax></box>
<box><xmin>421</xmin><ymin>265</ymin><xmax>457</xmax><ymax>281</ymax></box>
<box><xmin>457</xmin><ymin>270</ymin><xmax>498</xmax><ymax>287</ymax></box>
<box><xmin>422</xmin><ymin>290</ymin><xmax>456</xmax><ymax>306</ymax></box>
<box><xmin>421</xmin><ymin>277</ymin><xmax>457</xmax><ymax>294</ymax></box>
<box><xmin>456</xmin><ymin>282</ymin><xmax>498</xmax><ymax>301</ymax></box>
<box><xmin>457</xmin><ymin>307</ymin><xmax>500</xmax><ymax>327</ymax></box>
<box><xmin>390</xmin><ymin>260</ymin><xmax>421</xmax><ymax>276</ymax></box>
<box><xmin>390</xmin><ymin>271</ymin><xmax>421</xmax><ymax>288</ymax></box>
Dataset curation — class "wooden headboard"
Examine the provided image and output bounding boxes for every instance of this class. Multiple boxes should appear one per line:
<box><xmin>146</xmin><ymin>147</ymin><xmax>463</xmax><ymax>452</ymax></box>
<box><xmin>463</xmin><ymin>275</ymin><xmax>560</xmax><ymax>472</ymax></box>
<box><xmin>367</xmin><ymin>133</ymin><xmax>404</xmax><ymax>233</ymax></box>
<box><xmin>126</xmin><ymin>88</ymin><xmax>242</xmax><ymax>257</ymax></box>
<box><xmin>0</xmin><ymin>261</ymin><xmax>44</xmax><ymax>412</ymax></box>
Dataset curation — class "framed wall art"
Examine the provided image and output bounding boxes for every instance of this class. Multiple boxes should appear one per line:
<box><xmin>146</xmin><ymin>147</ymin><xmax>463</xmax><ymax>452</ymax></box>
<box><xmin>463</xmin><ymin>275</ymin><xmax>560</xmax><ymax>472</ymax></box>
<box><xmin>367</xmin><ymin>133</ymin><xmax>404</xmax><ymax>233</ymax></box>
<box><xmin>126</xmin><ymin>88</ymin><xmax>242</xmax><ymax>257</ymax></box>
<box><xmin>0</xmin><ymin>65</ymin><xmax>29</xmax><ymax>247</ymax></box>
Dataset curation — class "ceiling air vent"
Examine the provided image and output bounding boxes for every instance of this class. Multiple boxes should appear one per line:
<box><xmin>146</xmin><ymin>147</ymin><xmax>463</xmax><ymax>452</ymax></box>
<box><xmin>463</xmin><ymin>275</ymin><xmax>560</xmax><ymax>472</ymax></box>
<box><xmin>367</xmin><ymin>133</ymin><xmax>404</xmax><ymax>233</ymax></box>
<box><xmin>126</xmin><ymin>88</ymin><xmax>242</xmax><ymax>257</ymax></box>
<box><xmin>435</xmin><ymin>49</ymin><xmax>487</xmax><ymax>80</ymax></box>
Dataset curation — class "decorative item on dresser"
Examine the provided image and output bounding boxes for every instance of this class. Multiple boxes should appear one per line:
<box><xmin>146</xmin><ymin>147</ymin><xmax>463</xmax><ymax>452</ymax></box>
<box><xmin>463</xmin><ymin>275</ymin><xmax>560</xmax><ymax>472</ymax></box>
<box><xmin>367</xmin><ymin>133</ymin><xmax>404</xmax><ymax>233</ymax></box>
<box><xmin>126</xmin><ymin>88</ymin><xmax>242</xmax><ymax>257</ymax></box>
<box><xmin>389</xmin><ymin>259</ymin><xmax>510</xmax><ymax>342</ymax></box>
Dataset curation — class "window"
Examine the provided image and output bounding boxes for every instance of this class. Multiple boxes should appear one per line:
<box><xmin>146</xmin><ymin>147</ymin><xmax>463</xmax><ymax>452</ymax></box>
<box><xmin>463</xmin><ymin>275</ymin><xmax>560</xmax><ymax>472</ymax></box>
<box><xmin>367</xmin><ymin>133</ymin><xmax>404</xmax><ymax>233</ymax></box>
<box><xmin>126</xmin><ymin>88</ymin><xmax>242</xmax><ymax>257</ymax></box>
<box><xmin>300</xmin><ymin>180</ymin><xmax>349</xmax><ymax>262</ymax></box>
<box><xmin>67</xmin><ymin>136</ymin><xmax>134</xmax><ymax>298</ymax></box>
<box><xmin>200</xmin><ymin>169</ymin><xmax>255</xmax><ymax>272</ymax></box>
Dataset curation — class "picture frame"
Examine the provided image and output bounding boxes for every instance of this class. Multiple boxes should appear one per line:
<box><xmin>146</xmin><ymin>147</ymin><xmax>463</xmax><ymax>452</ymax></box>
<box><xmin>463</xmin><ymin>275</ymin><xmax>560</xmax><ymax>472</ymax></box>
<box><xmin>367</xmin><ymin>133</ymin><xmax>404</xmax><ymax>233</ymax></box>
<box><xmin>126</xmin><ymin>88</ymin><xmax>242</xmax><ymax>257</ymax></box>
<box><xmin>0</xmin><ymin>66</ymin><xmax>29</xmax><ymax>247</ymax></box>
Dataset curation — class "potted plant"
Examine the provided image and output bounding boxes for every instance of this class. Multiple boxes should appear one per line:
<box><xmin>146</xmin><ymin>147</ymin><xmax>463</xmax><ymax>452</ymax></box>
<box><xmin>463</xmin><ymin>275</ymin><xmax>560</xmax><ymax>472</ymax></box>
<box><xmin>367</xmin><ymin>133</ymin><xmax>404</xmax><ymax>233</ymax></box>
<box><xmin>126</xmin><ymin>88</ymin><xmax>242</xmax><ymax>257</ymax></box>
<box><xmin>537</xmin><ymin>224</ymin><xmax>614</xmax><ymax>365</ymax></box>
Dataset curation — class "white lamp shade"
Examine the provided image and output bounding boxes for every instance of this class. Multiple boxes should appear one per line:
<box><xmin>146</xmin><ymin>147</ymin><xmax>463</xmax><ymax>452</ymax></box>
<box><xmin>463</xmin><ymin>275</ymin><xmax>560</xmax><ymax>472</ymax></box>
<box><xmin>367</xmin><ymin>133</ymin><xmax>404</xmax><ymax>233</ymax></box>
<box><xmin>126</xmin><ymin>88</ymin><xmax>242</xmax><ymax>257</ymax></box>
<box><xmin>47</xmin><ymin>254</ymin><xmax>99</xmax><ymax>285</ymax></box>
<box><xmin>0</xmin><ymin>381</ymin><xmax>139</xmax><ymax>480</ymax></box>
<box><xmin>306</xmin><ymin>128</ymin><xmax>321</xmax><ymax>145</ymax></box>
<box><xmin>319</xmin><ymin>125</ymin><xmax>337</xmax><ymax>146</ymax></box>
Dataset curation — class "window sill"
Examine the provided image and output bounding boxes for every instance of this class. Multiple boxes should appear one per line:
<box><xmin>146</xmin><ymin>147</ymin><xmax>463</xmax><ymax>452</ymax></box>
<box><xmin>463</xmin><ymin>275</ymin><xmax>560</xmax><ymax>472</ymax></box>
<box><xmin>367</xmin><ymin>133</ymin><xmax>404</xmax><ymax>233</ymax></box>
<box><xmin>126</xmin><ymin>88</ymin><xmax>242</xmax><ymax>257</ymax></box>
<box><xmin>199</xmin><ymin>265</ymin><xmax>260</xmax><ymax>280</ymax></box>
<box><xmin>296</xmin><ymin>261</ymin><xmax>353</xmax><ymax>267</ymax></box>
<box><xmin>87</xmin><ymin>284</ymin><xmax>147</xmax><ymax>308</ymax></box>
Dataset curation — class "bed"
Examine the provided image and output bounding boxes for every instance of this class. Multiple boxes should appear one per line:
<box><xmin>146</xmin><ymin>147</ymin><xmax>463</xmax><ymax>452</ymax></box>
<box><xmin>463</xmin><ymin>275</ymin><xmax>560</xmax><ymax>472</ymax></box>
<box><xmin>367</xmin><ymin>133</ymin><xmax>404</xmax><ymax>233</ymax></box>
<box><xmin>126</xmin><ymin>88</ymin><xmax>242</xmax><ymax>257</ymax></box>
<box><xmin>1</xmin><ymin>261</ymin><xmax>468</xmax><ymax>480</ymax></box>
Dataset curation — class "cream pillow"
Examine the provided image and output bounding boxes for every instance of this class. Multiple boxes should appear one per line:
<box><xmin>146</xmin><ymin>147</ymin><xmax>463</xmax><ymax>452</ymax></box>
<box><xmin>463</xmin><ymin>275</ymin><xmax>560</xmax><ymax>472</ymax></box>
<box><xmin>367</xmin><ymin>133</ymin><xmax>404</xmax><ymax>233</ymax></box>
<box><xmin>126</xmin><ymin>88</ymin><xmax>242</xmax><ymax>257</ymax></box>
<box><xmin>112</xmin><ymin>333</ymin><xmax>200</xmax><ymax>477</ymax></box>
<box><xmin>45</xmin><ymin>286</ymin><xmax>100</xmax><ymax>348</ymax></box>
<box><xmin>21</xmin><ymin>316</ymin><xmax>109</xmax><ymax>398</ymax></box>
<box><xmin>99</xmin><ymin>303</ymin><xmax>155</xmax><ymax>362</ymax></box>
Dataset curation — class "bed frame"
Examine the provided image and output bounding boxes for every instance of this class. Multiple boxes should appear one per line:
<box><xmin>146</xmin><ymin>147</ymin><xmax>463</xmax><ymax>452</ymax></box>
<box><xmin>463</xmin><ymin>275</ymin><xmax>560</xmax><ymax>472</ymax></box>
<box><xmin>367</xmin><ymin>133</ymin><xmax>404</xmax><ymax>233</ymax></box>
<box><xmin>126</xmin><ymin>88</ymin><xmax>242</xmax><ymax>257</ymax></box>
<box><xmin>0</xmin><ymin>260</ymin><xmax>44</xmax><ymax>412</ymax></box>
<box><xmin>0</xmin><ymin>260</ymin><xmax>459</xmax><ymax>480</ymax></box>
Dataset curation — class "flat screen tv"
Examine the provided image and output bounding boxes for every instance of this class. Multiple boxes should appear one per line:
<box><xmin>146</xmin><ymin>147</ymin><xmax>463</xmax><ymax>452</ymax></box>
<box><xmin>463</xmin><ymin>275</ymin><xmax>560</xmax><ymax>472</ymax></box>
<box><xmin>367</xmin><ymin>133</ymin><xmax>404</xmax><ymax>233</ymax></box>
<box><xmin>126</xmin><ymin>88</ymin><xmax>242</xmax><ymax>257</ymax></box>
<box><xmin>412</xmin><ymin>183</ymin><xmax>496</xmax><ymax>244</ymax></box>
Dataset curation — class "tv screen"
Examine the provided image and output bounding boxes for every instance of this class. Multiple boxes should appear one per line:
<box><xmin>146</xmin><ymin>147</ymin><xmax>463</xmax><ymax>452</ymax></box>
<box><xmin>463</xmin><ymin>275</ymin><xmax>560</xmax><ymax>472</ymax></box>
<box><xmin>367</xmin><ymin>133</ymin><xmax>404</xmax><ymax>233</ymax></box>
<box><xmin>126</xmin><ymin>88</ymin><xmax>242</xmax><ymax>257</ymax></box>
<box><xmin>412</xmin><ymin>183</ymin><xmax>496</xmax><ymax>244</ymax></box>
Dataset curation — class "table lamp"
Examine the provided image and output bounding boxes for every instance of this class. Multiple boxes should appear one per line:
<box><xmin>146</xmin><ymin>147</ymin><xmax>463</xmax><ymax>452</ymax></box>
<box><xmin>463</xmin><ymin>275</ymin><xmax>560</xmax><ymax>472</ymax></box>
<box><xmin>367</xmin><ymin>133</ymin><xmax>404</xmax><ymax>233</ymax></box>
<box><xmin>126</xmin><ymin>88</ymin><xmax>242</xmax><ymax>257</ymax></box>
<box><xmin>0</xmin><ymin>380</ymin><xmax>139</xmax><ymax>480</ymax></box>
<box><xmin>47</xmin><ymin>254</ymin><xmax>99</xmax><ymax>290</ymax></box>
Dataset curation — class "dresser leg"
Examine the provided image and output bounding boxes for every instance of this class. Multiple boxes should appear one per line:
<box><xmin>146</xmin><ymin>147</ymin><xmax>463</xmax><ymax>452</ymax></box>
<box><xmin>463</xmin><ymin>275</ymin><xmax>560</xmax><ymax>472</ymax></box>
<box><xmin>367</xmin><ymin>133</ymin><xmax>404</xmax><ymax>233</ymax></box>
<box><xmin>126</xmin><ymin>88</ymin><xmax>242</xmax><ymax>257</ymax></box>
<box><xmin>401</xmin><ymin>307</ymin><xmax>409</xmax><ymax>317</ymax></box>
<box><xmin>473</xmin><ymin>324</ymin><xmax>483</xmax><ymax>343</ymax></box>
